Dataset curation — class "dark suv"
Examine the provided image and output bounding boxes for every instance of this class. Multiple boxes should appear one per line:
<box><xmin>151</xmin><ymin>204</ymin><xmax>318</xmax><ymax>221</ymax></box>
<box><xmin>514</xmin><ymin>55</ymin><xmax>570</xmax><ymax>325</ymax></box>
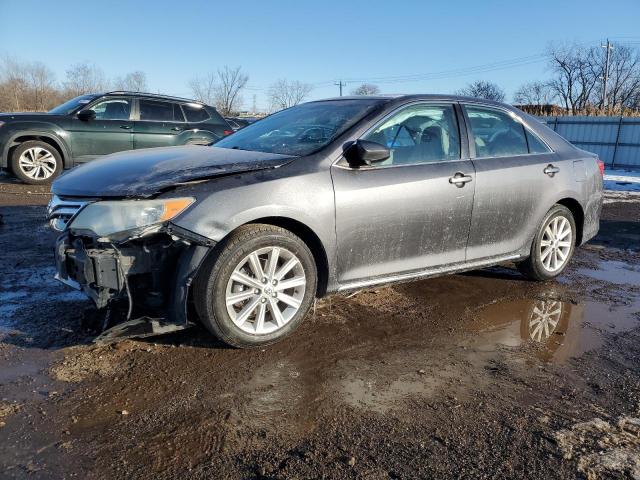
<box><xmin>0</xmin><ymin>92</ymin><xmax>232</xmax><ymax>184</ymax></box>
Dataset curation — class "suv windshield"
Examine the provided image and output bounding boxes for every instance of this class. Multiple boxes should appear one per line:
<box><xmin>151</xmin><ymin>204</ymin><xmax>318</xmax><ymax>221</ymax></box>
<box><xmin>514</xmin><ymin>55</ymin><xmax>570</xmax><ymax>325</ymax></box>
<box><xmin>215</xmin><ymin>99</ymin><xmax>383</xmax><ymax>156</ymax></box>
<box><xmin>49</xmin><ymin>94</ymin><xmax>98</xmax><ymax>115</ymax></box>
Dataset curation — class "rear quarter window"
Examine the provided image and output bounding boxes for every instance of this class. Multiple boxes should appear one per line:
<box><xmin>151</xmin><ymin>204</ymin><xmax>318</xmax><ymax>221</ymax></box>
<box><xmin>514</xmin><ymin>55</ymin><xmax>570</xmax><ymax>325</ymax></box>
<box><xmin>526</xmin><ymin>129</ymin><xmax>551</xmax><ymax>154</ymax></box>
<box><xmin>182</xmin><ymin>104</ymin><xmax>211</xmax><ymax>123</ymax></box>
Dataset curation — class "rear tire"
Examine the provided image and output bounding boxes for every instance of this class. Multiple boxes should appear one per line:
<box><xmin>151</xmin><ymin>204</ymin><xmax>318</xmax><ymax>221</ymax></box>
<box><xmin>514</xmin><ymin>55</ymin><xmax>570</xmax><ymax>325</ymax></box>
<box><xmin>193</xmin><ymin>224</ymin><xmax>317</xmax><ymax>348</ymax></box>
<box><xmin>517</xmin><ymin>205</ymin><xmax>576</xmax><ymax>281</ymax></box>
<box><xmin>10</xmin><ymin>140</ymin><xmax>63</xmax><ymax>184</ymax></box>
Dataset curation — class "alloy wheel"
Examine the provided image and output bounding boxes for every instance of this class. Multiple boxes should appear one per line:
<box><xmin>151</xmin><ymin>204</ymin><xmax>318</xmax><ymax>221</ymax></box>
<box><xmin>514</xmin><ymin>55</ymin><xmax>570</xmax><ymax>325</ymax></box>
<box><xmin>18</xmin><ymin>147</ymin><xmax>57</xmax><ymax>180</ymax></box>
<box><xmin>528</xmin><ymin>299</ymin><xmax>562</xmax><ymax>342</ymax></box>
<box><xmin>539</xmin><ymin>215</ymin><xmax>572</xmax><ymax>273</ymax></box>
<box><xmin>225</xmin><ymin>246</ymin><xmax>306</xmax><ymax>334</ymax></box>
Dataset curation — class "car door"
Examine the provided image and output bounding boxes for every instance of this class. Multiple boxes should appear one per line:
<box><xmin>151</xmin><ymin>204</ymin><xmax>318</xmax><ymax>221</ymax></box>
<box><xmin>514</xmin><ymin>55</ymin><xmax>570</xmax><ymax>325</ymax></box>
<box><xmin>67</xmin><ymin>97</ymin><xmax>133</xmax><ymax>162</ymax></box>
<box><xmin>462</xmin><ymin>103</ymin><xmax>559</xmax><ymax>260</ymax></box>
<box><xmin>133</xmin><ymin>99</ymin><xmax>186</xmax><ymax>149</ymax></box>
<box><xmin>331</xmin><ymin>102</ymin><xmax>475</xmax><ymax>285</ymax></box>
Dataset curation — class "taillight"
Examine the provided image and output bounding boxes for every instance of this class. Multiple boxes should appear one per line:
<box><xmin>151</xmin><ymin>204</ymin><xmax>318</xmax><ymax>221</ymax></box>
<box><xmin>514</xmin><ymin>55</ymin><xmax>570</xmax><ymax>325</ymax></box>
<box><xmin>597</xmin><ymin>159</ymin><xmax>605</xmax><ymax>176</ymax></box>
<box><xmin>223</xmin><ymin>129</ymin><xmax>233</xmax><ymax>136</ymax></box>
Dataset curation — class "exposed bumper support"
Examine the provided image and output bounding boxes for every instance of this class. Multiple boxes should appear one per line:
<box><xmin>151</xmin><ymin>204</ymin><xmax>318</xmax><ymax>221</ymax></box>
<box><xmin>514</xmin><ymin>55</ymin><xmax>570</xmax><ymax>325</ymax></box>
<box><xmin>54</xmin><ymin>228</ymin><xmax>213</xmax><ymax>334</ymax></box>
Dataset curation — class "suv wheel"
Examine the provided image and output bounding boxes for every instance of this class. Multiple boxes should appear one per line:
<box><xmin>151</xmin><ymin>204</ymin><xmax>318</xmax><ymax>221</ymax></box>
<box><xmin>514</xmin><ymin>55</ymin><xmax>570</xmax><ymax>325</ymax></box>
<box><xmin>11</xmin><ymin>140</ymin><xmax>63</xmax><ymax>184</ymax></box>
<box><xmin>194</xmin><ymin>224</ymin><xmax>317</xmax><ymax>348</ymax></box>
<box><xmin>517</xmin><ymin>205</ymin><xmax>576</xmax><ymax>281</ymax></box>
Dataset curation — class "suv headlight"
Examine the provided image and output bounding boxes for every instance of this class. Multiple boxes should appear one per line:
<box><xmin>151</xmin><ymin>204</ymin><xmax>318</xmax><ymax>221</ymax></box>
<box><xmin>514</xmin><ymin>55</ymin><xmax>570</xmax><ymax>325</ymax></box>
<box><xmin>69</xmin><ymin>197</ymin><xmax>194</xmax><ymax>237</ymax></box>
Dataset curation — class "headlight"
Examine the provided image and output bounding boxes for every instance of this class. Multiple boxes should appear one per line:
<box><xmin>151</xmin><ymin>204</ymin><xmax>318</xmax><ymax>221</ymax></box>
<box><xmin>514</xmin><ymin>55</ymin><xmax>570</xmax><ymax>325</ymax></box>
<box><xmin>69</xmin><ymin>197</ymin><xmax>194</xmax><ymax>237</ymax></box>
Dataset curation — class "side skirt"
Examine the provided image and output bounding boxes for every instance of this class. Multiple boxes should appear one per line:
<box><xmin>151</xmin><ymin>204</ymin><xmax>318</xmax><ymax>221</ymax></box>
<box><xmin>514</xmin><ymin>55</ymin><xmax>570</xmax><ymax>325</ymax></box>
<box><xmin>336</xmin><ymin>253</ymin><xmax>524</xmax><ymax>292</ymax></box>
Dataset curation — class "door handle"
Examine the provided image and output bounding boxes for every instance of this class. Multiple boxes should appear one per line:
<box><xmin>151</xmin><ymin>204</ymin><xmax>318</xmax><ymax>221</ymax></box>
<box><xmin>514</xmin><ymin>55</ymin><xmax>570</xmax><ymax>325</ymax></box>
<box><xmin>449</xmin><ymin>172</ymin><xmax>473</xmax><ymax>188</ymax></box>
<box><xmin>171</xmin><ymin>127</ymin><xmax>184</xmax><ymax>132</ymax></box>
<box><xmin>544</xmin><ymin>164</ymin><xmax>560</xmax><ymax>177</ymax></box>
<box><xmin>119</xmin><ymin>125</ymin><xmax>132</xmax><ymax>130</ymax></box>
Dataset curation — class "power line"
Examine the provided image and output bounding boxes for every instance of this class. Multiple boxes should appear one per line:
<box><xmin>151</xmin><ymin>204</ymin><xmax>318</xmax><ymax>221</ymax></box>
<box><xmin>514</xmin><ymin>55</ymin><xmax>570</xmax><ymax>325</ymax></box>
<box><xmin>334</xmin><ymin>80</ymin><xmax>347</xmax><ymax>96</ymax></box>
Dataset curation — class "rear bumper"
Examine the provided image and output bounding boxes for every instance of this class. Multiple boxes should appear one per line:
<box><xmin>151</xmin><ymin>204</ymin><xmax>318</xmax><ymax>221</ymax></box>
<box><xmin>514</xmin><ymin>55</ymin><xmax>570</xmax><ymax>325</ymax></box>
<box><xmin>54</xmin><ymin>230</ymin><xmax>211</xmax><ymax>325</ymax></box>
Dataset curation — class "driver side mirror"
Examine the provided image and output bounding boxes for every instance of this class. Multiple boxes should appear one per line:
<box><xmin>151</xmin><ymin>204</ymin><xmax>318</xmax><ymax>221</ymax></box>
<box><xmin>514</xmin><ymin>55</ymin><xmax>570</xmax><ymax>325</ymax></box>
<box><xmin>343</xmin><ymin>140</ymin><xmax>390</xmax><ymax>167</ymax></box>
<box><xmin>77</xmin><ymin>109</ymin><xmax>96</xmax><ymax>121</ymax></box>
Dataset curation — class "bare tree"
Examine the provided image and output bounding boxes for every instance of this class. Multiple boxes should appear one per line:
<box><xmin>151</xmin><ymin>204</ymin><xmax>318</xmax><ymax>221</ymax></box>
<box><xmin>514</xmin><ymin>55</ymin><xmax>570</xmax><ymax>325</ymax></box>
<box><xmin>595</xmin><ymin>44</ymin><xmax>640</xmax><ymax>112</ymax></box>
<box><xmin>114</xmin><ymin>71</ymin><xmax>147</xmax><ymax>92</ymax></box>
<box><xmin>455</xmin><ymin>80</ymin><xmax>505</xmax><ymax>102</ymax></box>
<box><xmin>0</xmin><ymin>57</ymin><xmax>59</xmax><ymax>111</ymax></box>
<box><xmin>268</xmin><ymin>79</ymin><xmax>312</xmax><ymax>111</ymax></box>
<box><xmin>351</xmin><ymin>83</ymin><xmax>380</xmax><ymax>95</ymax></box>
<box><xmin>214</xmin><ymin>66</ymin><xmax>248</xmax><ymax>115</ymax></box>
<box><xmin>514</xmin><ymin>81</ymin><xmax>554</xmax><ymax>105</ymax></box>
<box><xmin>546</xmin><ymin>44</ymin><xmax>601</xmax><ymax>114</ymax></box>
<box><xmin>189</xmin><ymin>72</ymin><xmax>217</xmax><ymax>105</ymax></box>
<box><xmin>0</xmin><ymin>56</ymin><xmax>28</xmax><ymax>111</ymax></box>
<box><xmin>63</xmin><ymin>62</ymin><xmax>109</xmax><ymax>97</ymax></box>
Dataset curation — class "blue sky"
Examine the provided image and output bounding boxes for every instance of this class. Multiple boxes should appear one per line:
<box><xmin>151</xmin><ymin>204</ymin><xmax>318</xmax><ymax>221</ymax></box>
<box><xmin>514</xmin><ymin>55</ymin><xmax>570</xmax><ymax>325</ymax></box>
<box><xmin>2</xmin><ymin>0</ymin><xmax>639</xmax><ymax>110</ymax></box>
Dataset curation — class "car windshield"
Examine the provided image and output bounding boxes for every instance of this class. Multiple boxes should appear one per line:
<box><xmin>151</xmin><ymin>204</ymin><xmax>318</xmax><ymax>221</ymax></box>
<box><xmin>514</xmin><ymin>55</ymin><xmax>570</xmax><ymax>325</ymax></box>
<box><xmin>215</xmin><ymin>99</ymin><xmax>384</xmax><ymax>156</ymax></box>
<box><xmin>48</xmin><ymin>94</ymin><xmax>97</xmax><ymax>115</ymax></box>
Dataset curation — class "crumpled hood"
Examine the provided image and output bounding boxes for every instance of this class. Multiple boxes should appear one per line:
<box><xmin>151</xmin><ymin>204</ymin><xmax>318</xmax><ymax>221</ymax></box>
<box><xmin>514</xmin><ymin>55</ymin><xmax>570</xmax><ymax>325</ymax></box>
<box><xmin>51</xmin><ymin>146</ymin><xmax>295</xmax><ymax>198</ymax></box>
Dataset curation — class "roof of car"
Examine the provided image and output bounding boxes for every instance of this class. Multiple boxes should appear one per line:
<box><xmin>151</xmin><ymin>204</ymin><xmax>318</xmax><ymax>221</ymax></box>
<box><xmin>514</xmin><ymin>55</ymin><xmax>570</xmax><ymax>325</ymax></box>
<box><xmin>101</xmin><ymin>91</ymin><xmax>206</xmax><ymax>105</ymax></box>
<box><xmin>312</xmin><ymin>94</ymin><xmax>509</xmax><ymax>108</ymax></box>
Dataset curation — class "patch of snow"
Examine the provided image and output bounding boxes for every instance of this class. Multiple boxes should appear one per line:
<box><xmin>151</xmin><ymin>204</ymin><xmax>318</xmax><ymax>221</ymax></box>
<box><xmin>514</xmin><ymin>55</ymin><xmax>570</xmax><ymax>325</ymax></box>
<box><xmin>604</xmin><ymin>168</ymin><xmax>640</xmax><ymax>192</ymax></box>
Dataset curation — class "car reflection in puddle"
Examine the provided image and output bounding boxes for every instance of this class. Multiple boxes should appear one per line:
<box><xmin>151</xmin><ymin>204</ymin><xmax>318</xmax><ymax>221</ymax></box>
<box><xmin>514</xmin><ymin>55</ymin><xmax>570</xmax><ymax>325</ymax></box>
<box><xmin>467</xmin><ymin>297</ymin><xmax>639</xmax><ymax>363</ymax></box>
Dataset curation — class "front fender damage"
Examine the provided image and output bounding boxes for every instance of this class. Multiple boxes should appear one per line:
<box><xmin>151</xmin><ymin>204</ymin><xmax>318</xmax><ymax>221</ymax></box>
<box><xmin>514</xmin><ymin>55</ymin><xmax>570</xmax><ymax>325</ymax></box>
<box><xmin>54</xmin><ymin>224</ymin><xmax>213</xmax><ymax>342</ymax></box>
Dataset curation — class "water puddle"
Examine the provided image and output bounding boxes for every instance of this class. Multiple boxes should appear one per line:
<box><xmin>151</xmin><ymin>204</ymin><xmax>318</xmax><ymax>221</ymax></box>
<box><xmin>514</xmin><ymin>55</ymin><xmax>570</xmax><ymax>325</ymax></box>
<box><xmin>578</xmin><ymin>260</ymin><xmax>640</xmax><ymax>285</ymax></box>
<box><xmin>467</xmin><ymin>297</ymin><xmax>639</xmax><ymax>363</ymax></box>
<box><xmin>0</xmin><ymin>267</ymin><xmax>86</xmax><ymax>338</ymax></box>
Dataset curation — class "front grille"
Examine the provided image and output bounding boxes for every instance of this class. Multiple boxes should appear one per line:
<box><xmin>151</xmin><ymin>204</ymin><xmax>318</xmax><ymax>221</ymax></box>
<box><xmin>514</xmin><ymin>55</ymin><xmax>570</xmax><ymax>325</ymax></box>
<box><xmin>47</xmin><ymin>195</ymin><xmax>90</xmax><ymax>232</ymax></box>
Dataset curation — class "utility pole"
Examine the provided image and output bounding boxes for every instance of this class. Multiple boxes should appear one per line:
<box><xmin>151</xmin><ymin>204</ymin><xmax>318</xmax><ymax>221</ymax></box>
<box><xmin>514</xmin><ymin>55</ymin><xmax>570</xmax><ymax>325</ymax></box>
<box><xmin>334</xmin><ymin>80</ymin><xmax>346</xmax><ymax>96</ymax></box>
<box><xmin>601</xmin><ymin>39</ymin><xmax>613</xmax><ymax>110</ymax></box>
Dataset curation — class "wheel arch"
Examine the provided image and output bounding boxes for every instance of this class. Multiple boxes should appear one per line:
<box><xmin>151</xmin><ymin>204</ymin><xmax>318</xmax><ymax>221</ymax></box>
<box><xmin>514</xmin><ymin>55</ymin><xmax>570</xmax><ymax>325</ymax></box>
<box><xmin>3</xmin><ymin>131</ymin><xmax>71</xmax><ymax>170</ymax></box>
<box><xmin>556</xmin><ymin>197</ymin><xmax>584</xmax><ymax>245</ymax></box>
<box><xmin>243</xmin><ymin>216</ymin><xmax>330</xmax><ymax>297</ymax></box>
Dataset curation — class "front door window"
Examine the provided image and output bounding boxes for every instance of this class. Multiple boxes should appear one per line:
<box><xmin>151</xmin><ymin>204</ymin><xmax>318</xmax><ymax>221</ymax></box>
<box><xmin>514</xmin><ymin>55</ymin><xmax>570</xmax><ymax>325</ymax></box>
<box><xmin>89</xmin><ymin>99</ymin><xmax>131</xmax><ymax>120</ymax></box>
<box><xmin>362</xmin><ymin>104</ymin><xmax>461</xmax><ymax>165</ymax></box>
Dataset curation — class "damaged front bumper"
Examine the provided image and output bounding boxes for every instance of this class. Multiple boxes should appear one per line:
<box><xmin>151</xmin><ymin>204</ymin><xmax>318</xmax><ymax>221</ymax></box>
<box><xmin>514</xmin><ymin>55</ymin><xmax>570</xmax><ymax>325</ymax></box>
<box><xmin>54</xmin><ymin>224</ymin><xmax>213</xmax><ymax>334</ymax></box>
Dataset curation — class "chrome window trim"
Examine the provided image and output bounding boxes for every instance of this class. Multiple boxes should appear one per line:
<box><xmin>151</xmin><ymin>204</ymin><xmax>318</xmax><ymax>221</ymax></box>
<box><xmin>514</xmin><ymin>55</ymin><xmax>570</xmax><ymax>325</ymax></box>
<box><xmin>332</xmin><ymin>156</ymin><xmax>473</xmax><ymax>171</ymax></box>
<box><xmin>471</xmin><ymin>151</ymin><xmax>556</xmax><ymax>161</ymax></box>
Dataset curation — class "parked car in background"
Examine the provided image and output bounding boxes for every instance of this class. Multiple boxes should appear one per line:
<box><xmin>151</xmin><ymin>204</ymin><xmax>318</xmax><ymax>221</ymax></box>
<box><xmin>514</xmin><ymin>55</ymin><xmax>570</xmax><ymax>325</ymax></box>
<box><xmin>224</xmin><ymin>118</ymin><xmax>245</xmax><ymax>131</ymax></box>
<box><xmin>48</xmin><ymin>95</ymin><xmax>603</xmax><ymax>348</ymax></box>
<box><xmin>224</xmin><ymin>117</ymin><xmax>258</xmax><ymax>131</ymax></box>
<box><xmin>0</xmin><ymin>92</ymin><xmax>233</xmax><ymax>184</ymax></box>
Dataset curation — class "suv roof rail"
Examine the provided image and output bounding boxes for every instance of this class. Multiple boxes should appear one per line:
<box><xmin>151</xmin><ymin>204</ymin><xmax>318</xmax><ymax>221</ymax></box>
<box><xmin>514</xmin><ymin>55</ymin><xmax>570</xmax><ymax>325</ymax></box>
<box><xmin>105</xmin><ymin>91</ymin><xmax>205</xmax><ymax>104</ymax></box>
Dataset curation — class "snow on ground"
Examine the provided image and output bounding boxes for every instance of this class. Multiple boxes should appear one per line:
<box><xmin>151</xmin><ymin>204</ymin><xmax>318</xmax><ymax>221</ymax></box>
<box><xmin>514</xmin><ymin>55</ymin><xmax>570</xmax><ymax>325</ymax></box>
<box><xmin>604</xmin><ymin>169</ymin><xmax>640</xmax><ymax>192</ymax></box>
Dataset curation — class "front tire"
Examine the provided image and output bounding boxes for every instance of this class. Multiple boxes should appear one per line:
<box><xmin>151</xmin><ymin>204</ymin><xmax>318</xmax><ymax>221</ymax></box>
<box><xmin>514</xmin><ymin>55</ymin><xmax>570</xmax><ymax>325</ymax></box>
<box><xmin>517</xmin><ymin>205</ymin><xmax>576</xmax><ymax>281</ymax></box>
<box><xmin>10</xmin><ymin>140</ymin><xmax>63</xmax><ymax>184</ymax></box>
<box><xmin>193</xmin><ymin>224</ymin><xmax>317</xmax><ymax>348</ymax></box>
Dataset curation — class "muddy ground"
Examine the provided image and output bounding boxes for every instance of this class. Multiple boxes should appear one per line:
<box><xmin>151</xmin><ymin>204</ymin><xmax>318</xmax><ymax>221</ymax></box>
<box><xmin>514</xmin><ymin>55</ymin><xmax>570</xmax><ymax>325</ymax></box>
<box><xmin>1</xmin><ymin>175</ymin><xmax>639</xmax><ymax>479</ymax></box>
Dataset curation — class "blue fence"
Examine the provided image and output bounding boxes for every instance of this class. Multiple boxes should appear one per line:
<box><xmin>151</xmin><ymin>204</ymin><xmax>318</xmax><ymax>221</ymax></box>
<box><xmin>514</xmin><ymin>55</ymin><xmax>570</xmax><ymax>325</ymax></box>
<box><xmin>537</xmin><ymin>116</ymin><xmax>640</xmax><ymax>168</ymax></box>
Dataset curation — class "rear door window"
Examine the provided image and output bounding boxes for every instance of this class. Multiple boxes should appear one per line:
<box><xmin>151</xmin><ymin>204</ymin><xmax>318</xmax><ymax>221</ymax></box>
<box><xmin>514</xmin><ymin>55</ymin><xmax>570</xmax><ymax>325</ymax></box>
<box><xmin>139</xmin><ymin>99</ymin><xmax>177</xmax><ymax>122</ymax></box>
<box><xmin>464</xmin><ymin>106</ymin><xmax>528</xmax><ymax>158</ymax></box>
